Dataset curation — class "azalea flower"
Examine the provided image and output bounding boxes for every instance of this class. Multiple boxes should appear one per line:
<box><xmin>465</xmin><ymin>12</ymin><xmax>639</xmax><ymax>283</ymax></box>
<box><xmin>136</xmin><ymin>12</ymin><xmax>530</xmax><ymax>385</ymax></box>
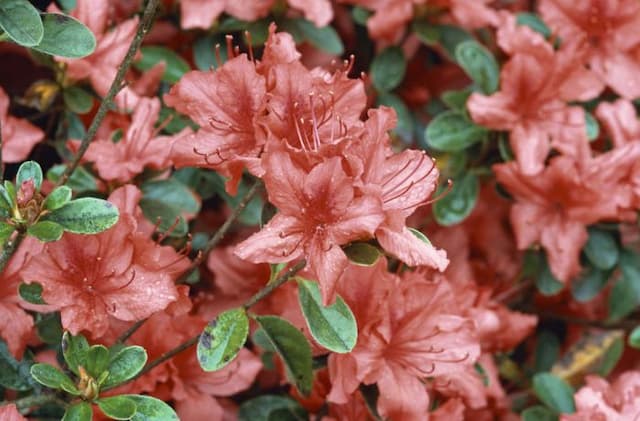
<box><xmin>0</xmin><ymin>86</ymin><xmax>45</xmax><ymax>163</ymax></box>
<box><xmin>596</xmin><ymin>99</ymin><xmax>640</xmax><ymax>147</ymax></box>
<box><xmin>540</xmin><ymin>0</ymin><xmax>640</xmax><ymax>99</ymax></box>
<box><xmin>20</xmin><ymin>186</ymin><xmax>188</xmax><ymax>338</ymax></box>
<box><xmin>338</xmin><ymin>0</ymin><xmax>424</xmax><ymax>42</ymax></box>
<box><xmin>179</xmin><ymin>0</ymin><xmax>333</xmax><ymax>30</ymax></box>
<box><xmin>467</xmin><ymin>17</ymin><xmax>597</xmax><ymax>175</ymax></box>
<box><xmin>78</xmin><ymin>98</ymin><xmax>179</xmax><ymax>182</ymax></box>
<box><xmin>494</xmin><ymin>143</ymin><xmax>640</xmax><ymax>282</ymax></box>
<box><xmin>562</xmin><ymin>371</ymin><xmax>640</xmax><ymax>420</ymax></box>
<box><xmin>0</xmin><ymin>404</ymin><xmax>26</xmax><ymax>421</ymax></box>
<box><xmin>235</xmin><ymin>151</ymin><xmax>383</xmax><ymax>304</ymax></box>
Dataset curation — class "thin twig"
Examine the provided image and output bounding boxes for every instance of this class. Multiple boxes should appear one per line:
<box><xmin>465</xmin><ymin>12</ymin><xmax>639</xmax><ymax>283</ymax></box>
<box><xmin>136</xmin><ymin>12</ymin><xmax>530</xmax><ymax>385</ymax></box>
<box><xmin>176</xmin><ymin>180</ymin><xmax>262</xmax><ymax>284</ymax></box>
<box><xmin>57</xmin><ymin>0</ymin><xmax>160</xmax><ymax>186</ymax></box>
<box><xmin>109</xmin><ymin>259</ymin><xmax>306</xmax><ymax>390</ymax></box>
<box><xmin>115</xmin><ymin>318</ymin><xmax>147</xmax><ymax>344</ymax></box>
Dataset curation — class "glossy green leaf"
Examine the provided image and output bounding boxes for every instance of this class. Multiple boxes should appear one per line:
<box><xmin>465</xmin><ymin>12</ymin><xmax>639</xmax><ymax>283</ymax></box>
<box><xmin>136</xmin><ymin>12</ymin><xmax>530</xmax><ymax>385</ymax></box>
<box><xmin>16</xmin><ymin>161</ymin><xmax>43</xmax><ymax>192</ymax></box>
<box><xmin>455</xmin><ymin>40</ymin><xmax>499</xmax><ymax>94</ymax></box>
<box><xmin>43</xmin><ymin>186</ymin><xmax>73</xmax><ymax>211</ymax></box>
<box><xmin>27</xmin><ymin>221</ymin><xmax>64</xmax><ymax>242</ymax></box>
<box><xmin>96</xmin><ymin>396</ymin><xmax>137</xmax><ymax>420</ymax></box>
<box><xmin>126</xmin><ymin>394</ymin><xmax>179</xmax><ymax>421</ymax></box>
<box><xmin>0</xmin><ymin>0</ymin><xmax>43</xmax><ymax>47</ymax></box>
<box><xmin>2</xmin><ymin>181</ymin><xmax>17</xmax><ymax>210</ymax></box>
<box><xmin>536</xmin><ymin>259</ymin><xmax>564</xmax><ymax>296</ymax></box>
<box><xmin>534</xmin><ymin>330</ymin><xmax>560</xmax><ymax>373</ymax></box>
<box><xmin>409</xmin><ymin>227</ymin><xmax>433</xmax><ymax>246</ymax></box>
<box><xmin>343</xmin><ymin>242</ymin><xmax>381</xmax><ymax>266</ymax></box>
<box><xmin>352</xmin><ymin>6</ymin><xmax>371</xmax><ymax>25</ymax></box>
<box><xmin>62</xmin><ymin>402</ymin><xmax>93</xmax><ymax>421</ymax></box>
<box><xmin>282</xmin><ymin>18</ymin><xmax>344</xmax><ymax>55</ymax></box>
<box><xmin>47</xmin><ymin>164</ymin><xmax>98</xmax><ymax>193</ymax></box>
<box><xmin>0</xmin><ymin>339</ymin><xmax>35</xmax><ymax>391</ymax></box>
<box><xmin>426</xmin><ymin>110</ymin><xmax>487</xmax><ymax>152</ymax></box>
<box><xmin>376</xmin><ymin>92</ymin><xmax>414</xmax><ymax>142</ymax></box>
<box><xmin>42</xmin><ymin>198</ymin><xmax>119</xmax><ymax>234</ymax></box>
<box><xmin>63</xmin><ymin>86</ymin><xmax>93</xmax><ymax>114</ymax></box>
<box><xmin>441</xmin><ymin>88</ymin><xmax>472</xmax><ymax>111</ymax></box>
<box><xmin>433</xmin><ymin>172</ymin><xmax>479</xmax><ymax>226</ymax></box>
<box><xmin>413</xmin><ymin>22</ymin><xmax>474</xmax><ymax>58</ymax></box>
<box><xmin>36</xmin><ymin>312</ymin><xmax>63</xmax><ymax>345</ymax></box>
<box><xmin>608</xmin><ymin>249</ymin><xmax>640</xmax><ymax>321</ymax></box>
<box><xmin>629</xmin><ymin>326</ymin><xmax>640</xmax><ymax>349</ymax></box>
<box><xmin>532</xmin><ymin>373</ymin><xmax>575</xmax><ymax>414</ymax></box>
<box><xmin>102</xmin><ymin>346</ymin><xmax>147</xmax><ymax>389</ymax></box>
<box><xmin>30</xmin><ymin>363</ymin><xmax>78</xmax><ymax>393</ymax></box>
<box><xmin>141</xmin><ymin>179</ymin><xmax>200</xmax><ymax>216</ymax></box>
<box><xmin>62</xmin><ymin>331</ymin><xmax>90</xmax><ymax>376</ymax></box>
<box><xmin>297</xmin><ymin>279</ymin><xmax>357</xmax><ymax>353</ymax></box>
<box><xmin>371</xmin><ymin>47</ymin><xmax>406</xmax><ymax>92</ymax></box>
<box><xmin>139</xmin><ymin>198</ymin><xmax>187</xmax><ymax>237</ymax></box>
<box><xmin>32</xmin><ymin>13</ymin><xmax>96</xmax><ymax>58</ymax></box>
<box><xmin>254</xmin><ymin>315</ymin><xmax>313</xmax><ymax>396</ymax></box>
<box><xmin>516</xmin><ymin>12</ymin><xmax>552</xmax><ymax>38</ymax></box>
<box><xmin>583</xmin><ymin>227</ymin><xmax>619</xmax><ymax>270</ymax></box>
<box><xmin>135</xmin><ymin>46</ymin><xmax>190</xmax><ymax>84</ymax></box>
<box><xmin>0</xmin><ymin>222</ymin><xmax>16</xmax><ymax>245</ymax></box>
<box><xmin>571</xmin><ymin>265</ymin><xmax>609</xmax><ymax>302</ymax></box>
<box><xmin>238</xmin><ymin>395</ymin><xmax>307</xmax><ymax>421</ymax></box>
<box><xmin>597</xmin><ymin>335</ymin><xmax>624</xmax><ymax>376</ymax></box>
<box><xmin>522</xmin><ymin>406</ymin><xmax>557</xmax><ymax>421</ymax></box>
<box><xmin>85</xmin><ymin>345</ymin><xmax>109</xmax><ymax>378</ymax></box>
<box><xmin>19</xmin><ymin>282</ymin><xmax>46</xmax><ymax>305</ymax></box>
<box><xmin>197</xmin><ymin>307</ymin><xmax>249</xmax><ymax>371</ymax></box>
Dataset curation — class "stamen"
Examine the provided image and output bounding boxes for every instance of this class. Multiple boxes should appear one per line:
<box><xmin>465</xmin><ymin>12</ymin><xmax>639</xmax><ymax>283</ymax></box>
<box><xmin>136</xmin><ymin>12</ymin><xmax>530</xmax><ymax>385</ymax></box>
<box><xmin>225</xmin><ymin>35</ymin><xmax>234</xmax><ymax>58</ymax></box>
<box><xmin>423</xmin><ymin>179</ymin><xmax>454</xmax><ymax>206</ymax></box>
<box><xmin>244</xmin><ymin>31</ymin><xmax>254</xmax><ymax>62</ymax></box>
<box><xmin>214</xmin><ymin>44</ymin><xmax>222</xmax><ymax>68</ymax></box>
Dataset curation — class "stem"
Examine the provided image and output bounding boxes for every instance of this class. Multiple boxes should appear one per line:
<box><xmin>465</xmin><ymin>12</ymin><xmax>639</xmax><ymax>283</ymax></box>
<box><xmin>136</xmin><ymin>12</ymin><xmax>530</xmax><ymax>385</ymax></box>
<box><xmin>57</xmin><ymin>0</ymin><xmax>160</xmax><ymax>186</ymax></box>
<box><xmin>116</xmin><ymin>318</ymin><xmax>147</xmax><ymax>343</ymax></box>
<box><xmin>0</xmin><ymin>231</ymin><xmax>24</xmax><ymax>275</ymax></box>
<box><xmin>109</xmin><ymin>259</ymin><xmax>306</xmax><ymax>390</ymax></box>
<box><xmin>176</xmin><ymin>180</ymin><xmax>261</xmax><ymax>284</ymax></box>
<box><xmin>243</xmin><ymin>259</ymin><xmax>306</xmax><ymax>309</ymax></box>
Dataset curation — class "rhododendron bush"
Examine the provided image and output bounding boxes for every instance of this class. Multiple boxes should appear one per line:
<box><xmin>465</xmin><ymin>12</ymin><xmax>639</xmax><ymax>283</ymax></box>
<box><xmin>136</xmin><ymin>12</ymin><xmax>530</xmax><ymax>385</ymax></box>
<box><xmin>2</xmin><ymin>0</ymin><xmax>640</xmax><ymax>420</ymax></box>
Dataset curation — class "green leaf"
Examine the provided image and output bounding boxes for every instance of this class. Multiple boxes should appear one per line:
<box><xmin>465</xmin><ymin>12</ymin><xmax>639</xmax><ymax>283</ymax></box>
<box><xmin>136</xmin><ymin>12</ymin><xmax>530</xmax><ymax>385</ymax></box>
<box><xmin>534</xmin><ymin>330</ymin><xmax>560</xmax><ymax>373</ymax></box>
<box><xmin>16</xmin><ymin>161</ymin><xmax>43</xmax><ymax>192</ymax></box>
<box><xmin>433</xmin><ymin>172</ymin><xmax>479</xmax><ymax>226</ymax></box>
<box><xmin>96</xmin><ymin>396</ymin><xmax>137</xmax><ymax>420</ymax></box>
<box><xmin>193</xmin><ymin>34</ymin><xmax>227</xmax><ymax>71</ymax></box>
<box><xmin>608</xmin><ymin>249</ymin><xmax>640</xmax><ymax>321</ymax></box>
<box><xmin>27</xmin><ymin>221</ymin><xmax>64</xmax><ymax>242</ymax></box>
<box><xmin>30</xmin><ymin>363</ymin><xmax>78</xmax><ymax>393</ymax></box>
<box><xmin>141</xmin><ymin>179</ymin><xmax>200</xmax><ymax>216</ymax></box>
<box><xmin>102</xmin><ymin>346</ymin><xmax>147</xmax><ymax>389</ymax></box>
<box><xmin>571</xmin><ymin>265</ymin><xmax>609</xmax><ymax>302</ymax></box>
<box><xmin>409</xmin><ymin>227</ymin><xmax>433</xmax><ymax>246</ymax></box>
<box><xmin>62</xmin><ymin>402</ymin><xmax>93</xmax><ymax>421</ymax></box>
<box><xmin>197</xmin><ymin>307</ymin><xmax>250</xmax><ymax>371</ymax></box>
<box><xmin>135</xmin><ymin>46</ymin><xmax>190</xmax><ymax>84</ymax></box>
<box><xmin>173</xmin><ymin>168</ymin><xmax>220</xmax><ymax>201</ymax></box>
<box><xmin>42</xmin><ymin>197</ymin><xmax>119</xmax><ymax>234</ymax></box>
<box><xmin>583</xmin><ymin>227</ymin><xmax>619</xmax><ymax>270</ymax></box>
<box><xmin>426</xmin><ymin>110</ymin><xmax>487</xmax><ymax>152</ymax></box>
<box><xmin>47</xmin><ymin>164</ymin><xmax>98</xmax><ymax>193</ymax></box>
<box><xmin>2</xmin><ymin>181</ymin><xmax>17</xmax><ymax>211</ymax></box>
<box><xmin>597</xmin><ymin>335</ymin><xmax>624</xmax><ymax>376</ymax></box>
<box><xmin>254</xmin><ymin>315</ymin><xmax>313</xmax><ymax>396</ymax></box>
<box><xmin>125</xmin><ymin>394</ymin><xmax>179</xmax><ymax>421</ymax></box>
<box><xmin>0</xmin><ymin>222</ymin><xmax>16</xmax><ymax>245</ymax></box>
<box><xmin>19</xmin><ymin>282</ymin><xmax>46</xmax><ymax>305</ymax></box>
<box><xmin>85</xmin><ymin>345</ymin><xmax>110</xmax><ymax>378</ymax></box>
<box><xmin>0</xmin><ymin>339</ymin><xmax>35</xmax><ymax>391</ymax></box>
<box><xmin>281</xmin><ymin>18</ymin><xmax>344</xmax><ymax>55</ymax></box>
<box><xmin>297</xmin><ymin>279</ymin><xmax>358</xmax><ymax>353</ymax></box>
<box><xmin>238</xmin><ymin>395</ymin><xmax>307</xmax><ymax>421</ymax></box>
<box><xmin>62</xmin><ymin>331</ymin><xmax>90</xmax><ymax>376</ymax></box>
<box><xmin>516</xmin><ymin>12</ymin><xmax>552</xmax><ymax>38</ymax></box>
<box><xmin>413</xmin><ymin>22</ymin><xmax>474</xmax><ymax>58</ymax></box>
<box><xmin>58</xmin><ymin>0</ymin><xmax>77</xmax><ymax>12</ymax></box>
<box><xmin>441</xmin><ymin>88</ymin><xmax>472</xmax><ymax>111</ymax></box>
<box><xmin>36</xmin><ymin>313</ymin><xmax>63</xmax><ymax>345</ymax></box>
<box><xmin>63</xmin><ymin>86</ymin><xmax>93</xmax><ymax>114</ymax></box>
<box><xmin>352</xmin><ymin>6</ymin><xmax>371</xmax><ymax>26</ymax></box>
<box><xmin>375</xmin><ymin>92</ymin><xmax>414</xmax><ymax>142</ymax></box>
<box><xmin>0</xmin><ymin>0</ymin><xmax>43</xmax><ymax>47</ymax></box>
<box><xmin>32</xmin><ymin>13</ymin><xmax>96</xmax><ymax>58</ymax></box>
<box><xmin>536</xmin><ymin>258</ymin><xmax>564</xmax><ymax>296</ymax></box>
<box><xmin>343</xmin><ymin>242</ymin><xmax>381</xmax><ymax>266</ymax></box>
<box><xmin>585</xmin><ymin>110</ymin><xmax>599</xmax><ymax>141</ymax></box>
<box><xmin>629</xmin><ymin>326</ymin><xmax>640</xmax><ymax>349</ymax></box>
<box><xmin>522</xmin><ymin>406</ymin><xmax>557</xmax><ymax>421</ymax></box>
<box><xmin>532</xmin><ymin>373</ymin><xmax>575</xmax><ymax>414</ymax></box>
<box><xmin>139</xmin><ymin>198</ymin><xmax>187</xmax><ymax>237</ymax></box>
<box><xmin>455</xmin><ymin>40</ymin><xmax>499</xmax><ymax>94</ymax></box>
<box><xmin>370</xmin><ymin>47</ymin><xmax>406</xmax><ymax>92</ymax></box>
<box><xmin>43</xmin><ymin>186</ymin><xmax>73</xmax><ymax>211</ymax></box>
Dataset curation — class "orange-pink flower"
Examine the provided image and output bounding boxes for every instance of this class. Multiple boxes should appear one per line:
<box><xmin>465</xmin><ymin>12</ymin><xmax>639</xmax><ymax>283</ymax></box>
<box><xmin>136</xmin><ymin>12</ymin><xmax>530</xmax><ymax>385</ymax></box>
<box><xmin>0</xmin><ymin>404</ymin><xmax>26</xmax><ymax>421</ymax></box>
<box><xmin>0</xmin><ymin>86</ymin><xmax>44</xmax><ymax>163</ymax></box>
<box><xmin>20</xmin><ymin>186</ymin><xmax>188</xmax><ymax>338</ymax></box>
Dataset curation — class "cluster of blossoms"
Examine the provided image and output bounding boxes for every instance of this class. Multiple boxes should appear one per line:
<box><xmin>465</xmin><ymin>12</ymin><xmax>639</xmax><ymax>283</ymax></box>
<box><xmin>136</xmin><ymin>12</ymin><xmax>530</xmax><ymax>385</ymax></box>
<box><xmin>1</xmin><ymin>0</ymin><xmax>640</xmax><ymax>420</ymax></box>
